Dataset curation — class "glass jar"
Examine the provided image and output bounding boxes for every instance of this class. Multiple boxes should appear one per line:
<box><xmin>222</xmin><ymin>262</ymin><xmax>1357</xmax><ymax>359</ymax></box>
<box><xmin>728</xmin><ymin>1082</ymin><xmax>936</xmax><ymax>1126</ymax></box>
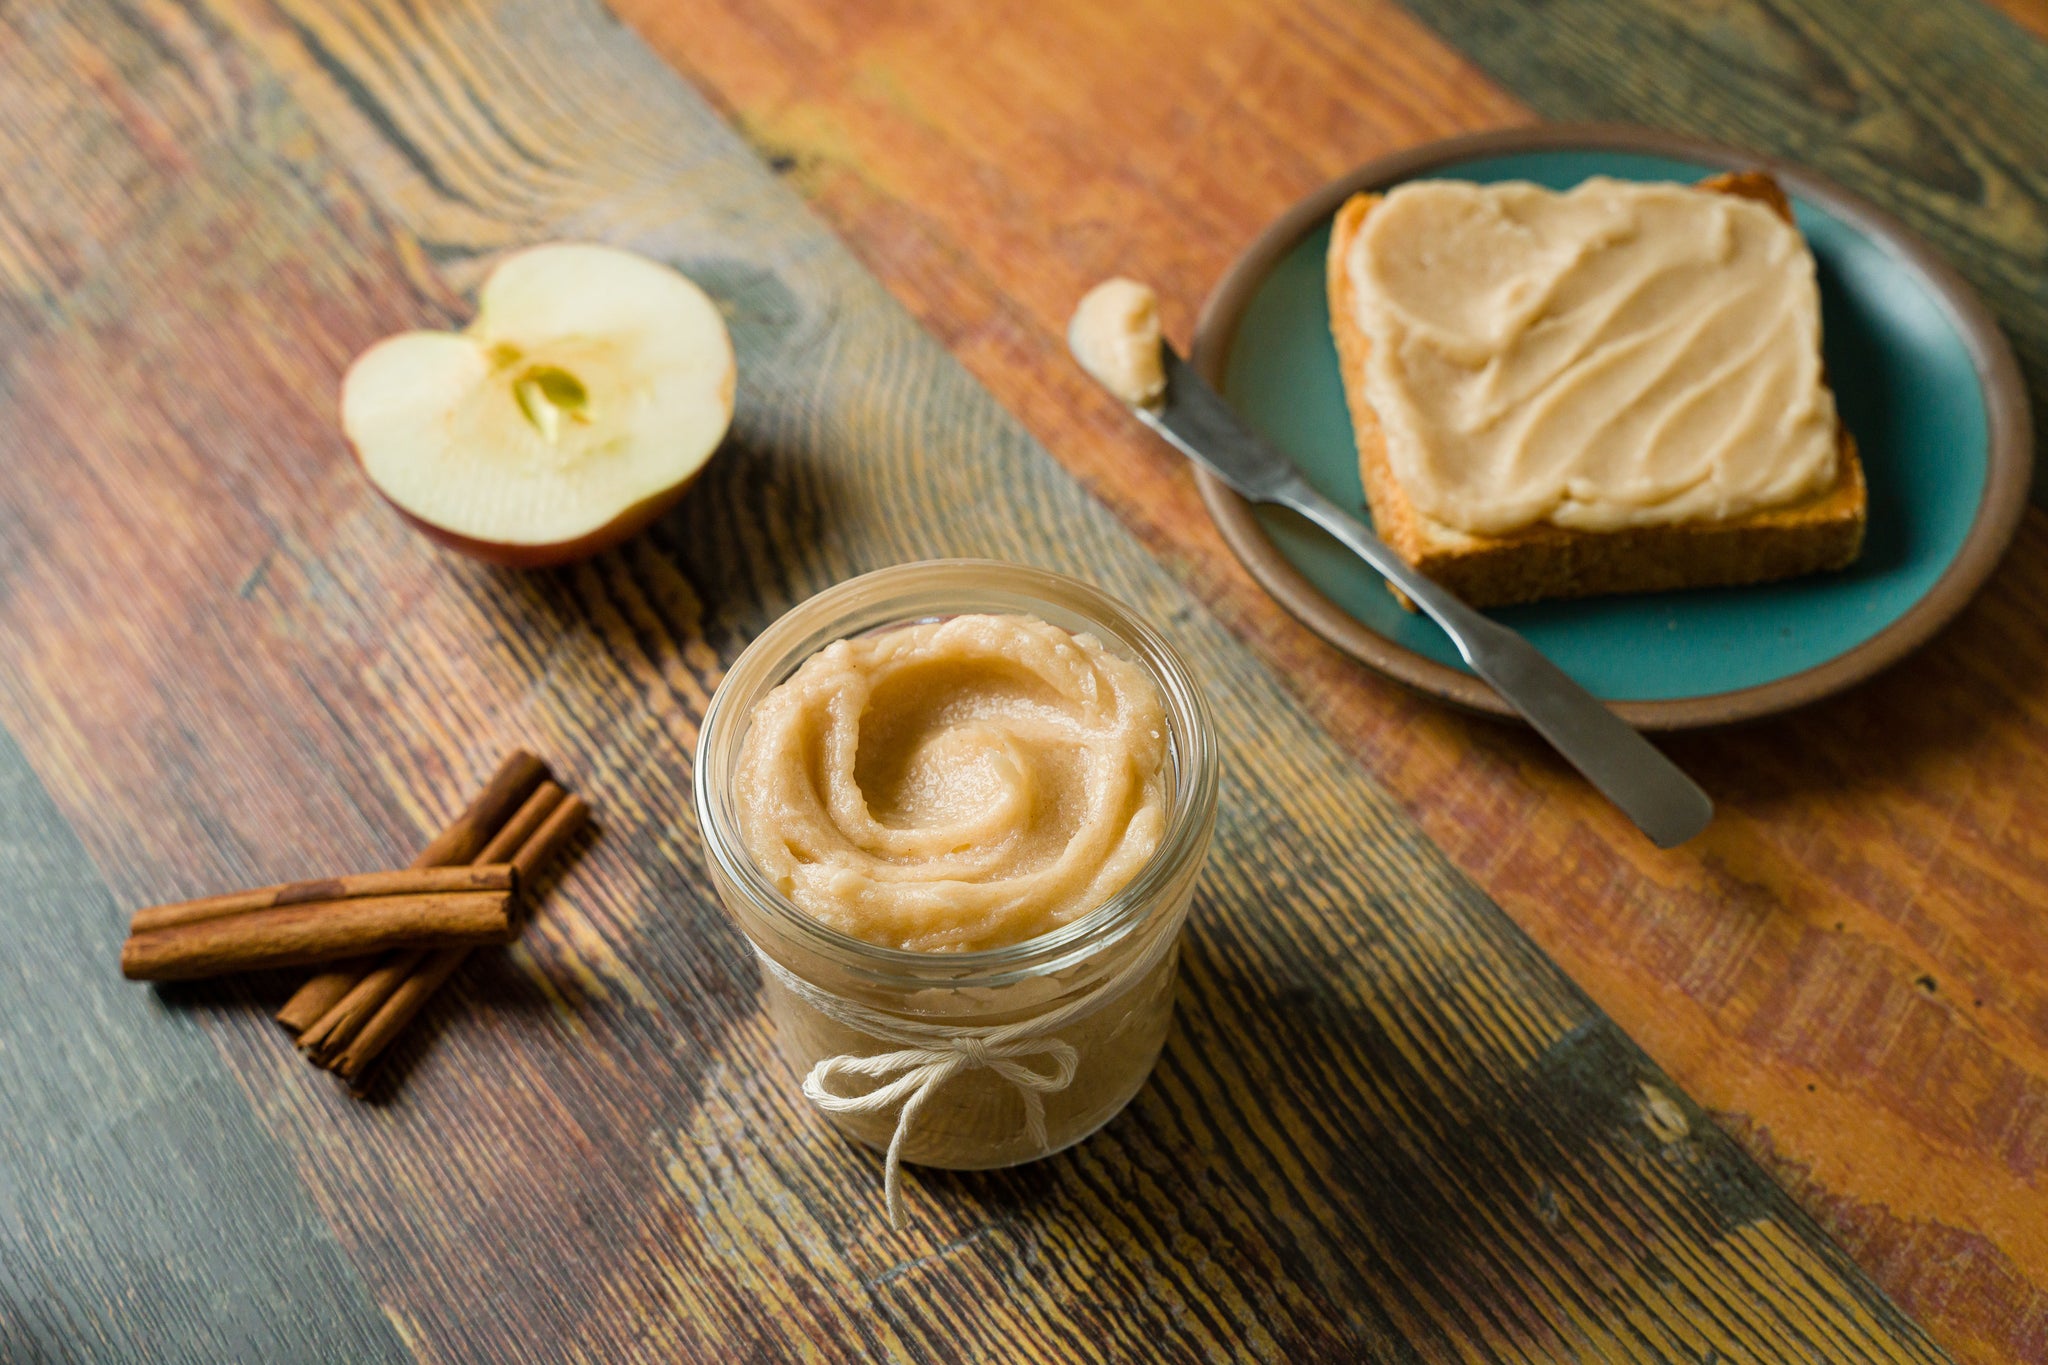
<box><xmin>694</xmin><ymin>561</ymin><xmax>1218</xmax><ymax>1205</ymax></box>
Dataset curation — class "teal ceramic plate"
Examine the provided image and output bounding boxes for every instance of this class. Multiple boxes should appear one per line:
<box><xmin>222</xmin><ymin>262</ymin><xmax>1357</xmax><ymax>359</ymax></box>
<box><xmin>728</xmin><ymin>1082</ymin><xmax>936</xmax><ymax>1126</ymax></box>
<box><xmin>1192</xmin><ymin>125</ymin><xmax>2031</xmax><ymax>729</ymax></box>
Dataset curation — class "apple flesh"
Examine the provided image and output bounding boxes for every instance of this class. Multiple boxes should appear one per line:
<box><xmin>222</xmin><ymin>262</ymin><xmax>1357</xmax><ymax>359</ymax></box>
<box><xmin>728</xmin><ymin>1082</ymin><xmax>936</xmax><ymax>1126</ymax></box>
<box><xmin>342</xmin><ymin>242</ymin><xmax>735</xmax><ymax>567</ymax></box>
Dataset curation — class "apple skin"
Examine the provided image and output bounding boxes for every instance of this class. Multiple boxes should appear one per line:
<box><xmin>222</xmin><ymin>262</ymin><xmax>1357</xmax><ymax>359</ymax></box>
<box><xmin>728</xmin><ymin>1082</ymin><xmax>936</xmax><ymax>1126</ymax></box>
<box><xmin>369</xmin><ymin>462</ymin><xmax>711</xmax><ymax>568</ymax></box>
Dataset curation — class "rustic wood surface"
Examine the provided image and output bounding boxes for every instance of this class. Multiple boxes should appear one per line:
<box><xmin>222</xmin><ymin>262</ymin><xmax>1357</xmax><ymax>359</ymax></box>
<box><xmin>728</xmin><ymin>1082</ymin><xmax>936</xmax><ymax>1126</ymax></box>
<box><xmin>0</xmin><ymin>0</ymin><xmax>1968</xmax><ymax>1360</ymax></box>
<box><xmin>2003</xmin><ymin>0</ymin><xmax>2048</xmax><ymax>38</ymax></box>
<box><xmin>610</xmin><ymin>1</ymin><xmax>2048</xmax><ymax>1361</ymax></box>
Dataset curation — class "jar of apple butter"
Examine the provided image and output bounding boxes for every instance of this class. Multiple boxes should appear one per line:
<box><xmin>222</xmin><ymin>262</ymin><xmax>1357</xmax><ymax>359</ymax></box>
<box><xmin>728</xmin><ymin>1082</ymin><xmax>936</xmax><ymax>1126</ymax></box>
<box><xmin>694</xmin><ymin>561</ymin><xmax>1218</xmax><ymax>1223</ymax></box>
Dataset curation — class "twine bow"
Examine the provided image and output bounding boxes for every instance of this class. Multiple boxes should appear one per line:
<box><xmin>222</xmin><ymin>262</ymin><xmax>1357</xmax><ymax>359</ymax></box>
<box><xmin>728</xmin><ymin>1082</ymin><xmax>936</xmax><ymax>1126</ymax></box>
<box><xmin>754</xmin><ymin>916</ymin><xmax>1181</xmax><ymax>1227</ymax></box>
<box><xmin>804</xmin><ymin>1035</ymin><xmax>1079</xmax><ymax>1227</ymax></box>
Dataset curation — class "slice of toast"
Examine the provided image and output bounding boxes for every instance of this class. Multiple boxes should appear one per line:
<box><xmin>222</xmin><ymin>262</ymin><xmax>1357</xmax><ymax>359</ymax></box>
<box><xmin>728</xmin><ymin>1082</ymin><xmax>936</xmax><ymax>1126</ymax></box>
<box><xmin>1325</xmin><ymin>171</ymin><xmax>1866</xmax><ymax>609</ymax></box>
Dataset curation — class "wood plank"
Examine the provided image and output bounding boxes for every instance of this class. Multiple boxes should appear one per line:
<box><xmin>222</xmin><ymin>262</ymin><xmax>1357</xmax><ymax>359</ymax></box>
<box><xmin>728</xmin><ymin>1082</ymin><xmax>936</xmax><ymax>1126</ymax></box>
<box><xmin>1988</xmin><ymin>0</ymin><xmax>2048</xmax><ymax>41</ymax></box>
<box><xmin>0</xmin><ymin>729</ymin><xmax>404</xmax><ymax>1362</ymax></box>
<box><xmin>607</xmin><ymin>2</ymin><xmax>2048</xmax><ymax>1361</ymax></box>
<box><xmin>0</xmin><ymin>0</ymin><xmax>1948</xmax><ymax>1358</ymax></box>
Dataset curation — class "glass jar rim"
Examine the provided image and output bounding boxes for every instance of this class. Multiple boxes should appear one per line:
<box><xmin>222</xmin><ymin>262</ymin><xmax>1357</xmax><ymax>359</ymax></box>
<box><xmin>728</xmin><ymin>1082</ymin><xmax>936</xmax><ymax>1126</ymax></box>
<box><xmin>693</xmin><ymin>560</ymin><xmax>1219</xmax><ymax>991</ymax></box>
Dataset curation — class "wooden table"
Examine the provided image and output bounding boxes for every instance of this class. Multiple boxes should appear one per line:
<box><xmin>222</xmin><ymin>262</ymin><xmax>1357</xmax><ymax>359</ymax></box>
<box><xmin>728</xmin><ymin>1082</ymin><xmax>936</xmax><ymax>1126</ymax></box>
<box><xmin>1</xmin><ymin>0</ymin><xmax>2042</xmax><ymax>1360</ymax></box>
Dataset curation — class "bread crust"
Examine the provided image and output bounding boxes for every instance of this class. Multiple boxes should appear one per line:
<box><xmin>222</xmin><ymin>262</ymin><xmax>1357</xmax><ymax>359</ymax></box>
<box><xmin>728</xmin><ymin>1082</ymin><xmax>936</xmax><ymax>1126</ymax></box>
<box><xmin>1325</xmin><ymin>171</ymin><xmax>1867</xmax><ymax>609</ymax></box>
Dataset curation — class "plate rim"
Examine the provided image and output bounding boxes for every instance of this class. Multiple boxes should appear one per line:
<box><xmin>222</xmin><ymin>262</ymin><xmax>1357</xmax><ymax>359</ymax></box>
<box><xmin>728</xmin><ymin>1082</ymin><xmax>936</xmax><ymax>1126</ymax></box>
<box><xmin>1191</xmin><ymin>122</ymin><xmax>2034</xmax><ymax>730</ymax></box>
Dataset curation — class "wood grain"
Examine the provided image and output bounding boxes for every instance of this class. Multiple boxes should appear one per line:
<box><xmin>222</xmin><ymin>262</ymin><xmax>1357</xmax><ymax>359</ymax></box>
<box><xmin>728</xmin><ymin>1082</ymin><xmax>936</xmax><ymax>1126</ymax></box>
<box><xmin>0</xmin><ymin>730</ymin><xmax>403</xmax><ymax>1360</ymax></box>
<box><xmin>609</xmin><ymin>1</ymin><xmax>2048</xmax><ymax>1360</ymax></box>
<box><xmin>0</xmin><ymin>0</ymin><xmax>1944</xmax><ymax>1359</ymax></box>
<box><xmin>1990</xmin><ymin>0</ymin><xmax>2048</xmax><ymax>41</ymax></box>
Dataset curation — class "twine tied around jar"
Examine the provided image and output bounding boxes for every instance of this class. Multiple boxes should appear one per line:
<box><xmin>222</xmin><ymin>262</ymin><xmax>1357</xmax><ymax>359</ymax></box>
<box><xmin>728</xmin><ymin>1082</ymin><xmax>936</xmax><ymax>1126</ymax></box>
<box><xmin>753</xmin><ymin>920</ymin><xmax>1182</xmax><ymax>1227</ymax></box>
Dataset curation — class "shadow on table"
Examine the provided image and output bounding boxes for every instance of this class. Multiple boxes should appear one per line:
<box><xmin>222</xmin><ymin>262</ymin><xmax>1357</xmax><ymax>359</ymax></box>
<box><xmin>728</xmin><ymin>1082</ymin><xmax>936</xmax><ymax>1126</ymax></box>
<box><xmin>900</xmin><ymin>914</ymin><xmax>1908</xmax><ymax>1356</ymax></box>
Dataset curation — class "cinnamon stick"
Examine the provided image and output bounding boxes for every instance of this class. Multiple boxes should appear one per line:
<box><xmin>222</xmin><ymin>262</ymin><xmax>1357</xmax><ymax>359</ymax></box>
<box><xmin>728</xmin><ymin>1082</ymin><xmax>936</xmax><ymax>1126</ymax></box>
<box><xmin>275</xmin><ymin>750</ymin><xmax>548</xmax><ymax>1033</ymax></box>
<box><xmin>481</xmin><ymin>781</ymin><xmax>568</xmax><ymax>872</ymax></box>
<box><xmin>131</xmin><ymin>865</ymin><xmax>512</xmax><ymax>934</ymax></box>
<box><xmin>296</xmin><ymin>950</ymin><xmax>425</xmax><ymax>1062</ymax></box>
<box><xmin>411</xmin><ymin>751</ymin><xmax>551</xmax><ymax>868</ymax></box>
<box><xmin>277</xmin><ymin>960</ymin><xmax>378</xmax><ymax>1035</ymax></box>
<box><xmin>297</xmin><ymin>782</ymin><xmax>567</xmax><ymax>1060</ymax></box>
<box><xmin>329</xmin><ymin>948</ymin><xmax>472</xmax><ymax>1084</ymax></box>
<box><xmin>120</xmin><ymin>891</ymin><xmax>515</xmax><ymax>981</ymax></box>
<box><xmin>332</xmin><ymin>793</ymin><xmax>589</xmax><ymax>1086</ymax></box>
<box><xmin>512</xmin><ymin>794</ymin><xmax>588</xmax><ymax>884</ymax></box>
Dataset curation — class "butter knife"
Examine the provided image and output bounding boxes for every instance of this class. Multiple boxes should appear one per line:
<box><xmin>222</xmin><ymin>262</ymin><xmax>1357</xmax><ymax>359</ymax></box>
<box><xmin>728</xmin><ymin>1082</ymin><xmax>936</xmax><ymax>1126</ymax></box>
<box><xmin>1116</xmin><ymin>346</ymin><xmax>1712</xmax><ymax>849</ymax></box>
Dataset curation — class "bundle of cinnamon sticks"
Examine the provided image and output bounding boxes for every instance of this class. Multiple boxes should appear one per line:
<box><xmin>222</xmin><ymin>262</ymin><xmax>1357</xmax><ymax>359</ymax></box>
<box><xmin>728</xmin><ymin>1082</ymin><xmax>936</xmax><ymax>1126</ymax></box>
<box><xmin>120</xmin><ymin>750</ymin><xmax>588</xmax><ymax>1089</ymax></box>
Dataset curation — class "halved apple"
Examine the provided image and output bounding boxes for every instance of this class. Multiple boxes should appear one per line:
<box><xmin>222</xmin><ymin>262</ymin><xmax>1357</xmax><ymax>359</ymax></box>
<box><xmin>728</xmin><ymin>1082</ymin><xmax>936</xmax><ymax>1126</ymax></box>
<box><xmin>342</xmin><ymin>242</ymin><xmax>735</xmax><ymax>567</ymax></box>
